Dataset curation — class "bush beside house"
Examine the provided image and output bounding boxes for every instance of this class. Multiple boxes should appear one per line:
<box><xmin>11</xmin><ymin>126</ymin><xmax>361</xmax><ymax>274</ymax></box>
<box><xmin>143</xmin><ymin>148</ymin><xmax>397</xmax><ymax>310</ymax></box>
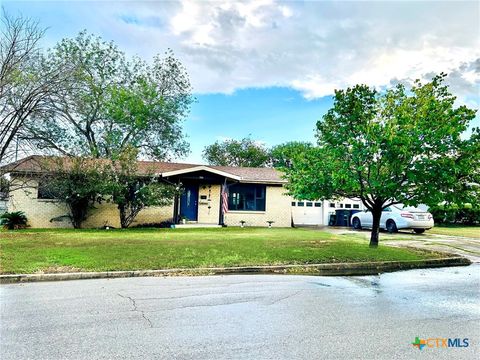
<box><xmin>430</xmin><ymin>204</ymin><xmax>480</xmax><ymax>225</ymax></box>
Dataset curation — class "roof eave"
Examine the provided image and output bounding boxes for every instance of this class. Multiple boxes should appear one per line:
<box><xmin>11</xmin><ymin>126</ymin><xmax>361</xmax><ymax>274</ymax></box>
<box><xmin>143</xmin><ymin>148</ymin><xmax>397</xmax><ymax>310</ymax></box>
<box><xmin>160</xmin><ymin>165</ymin><xmax>242</xmax><ymax>181</ymax></box>
<box><xmin>238</xmin><ymin>179</ymin><xmax>287</xmax><ymax>185</ymax></box>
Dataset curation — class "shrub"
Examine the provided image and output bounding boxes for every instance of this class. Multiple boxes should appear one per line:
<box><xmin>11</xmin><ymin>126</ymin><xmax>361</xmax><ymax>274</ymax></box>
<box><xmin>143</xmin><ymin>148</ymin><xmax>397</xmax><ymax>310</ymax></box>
<box><xmin>0</xmin><ymin>211</ymin><xmax>28</xmax><ymax>230</ymax></box>
<box><xmin>430</xmin><ymin>204</ymin><xmax>480</xmax><ymax>225</ymax></box>
<box><xmin>131</xmin><ymin>220</ymin><xmax>174</xmax><ymax>228</ymax></box>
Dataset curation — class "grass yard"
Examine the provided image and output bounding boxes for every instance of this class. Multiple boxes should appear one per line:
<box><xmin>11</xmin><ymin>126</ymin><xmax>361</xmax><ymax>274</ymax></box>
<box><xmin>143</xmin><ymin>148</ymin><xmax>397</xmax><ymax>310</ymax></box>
<box><xmin>0</xmin><ymin>227</ymin><xmax>444</xmax><ymax>274</ymax></box>
<box><xmin>429</xmin><ymin>225</ymin><xmax>480</xmax><ymax>239</ymax></box>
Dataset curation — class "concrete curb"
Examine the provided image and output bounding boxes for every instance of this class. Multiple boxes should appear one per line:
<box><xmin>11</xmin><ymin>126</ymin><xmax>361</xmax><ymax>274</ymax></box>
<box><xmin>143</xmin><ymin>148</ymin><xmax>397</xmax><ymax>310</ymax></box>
<box><xmin>0</xmin><ymin>257</ymin><xmax>471</xmax><ymax>284</ymax></box>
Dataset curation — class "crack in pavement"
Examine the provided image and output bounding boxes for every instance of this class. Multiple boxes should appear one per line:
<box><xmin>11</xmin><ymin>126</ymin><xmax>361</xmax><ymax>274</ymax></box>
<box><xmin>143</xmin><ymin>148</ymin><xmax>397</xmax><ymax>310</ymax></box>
<box><xmin>128</xmin><ymin>288</ymin><xmax>303</xmax><ymax>302</ymax></box>
<box><xmin>268</xmin><ymin>290</ymin><xmax>304</xmax><ymax>305</ymax></box>
<box><xmin>117</xmin><ymin>293</ymin><xmax>153</xmax><ymax>328</ymax></box>
<box><xmin>129</xmin><ymin>291</ymin><xmax>304</xmax><ymax>313</ymax></box>
<box><xmin>144</xmin><ymin>296</ymin><xmax>267</xmax><ymax>312</ymax></box>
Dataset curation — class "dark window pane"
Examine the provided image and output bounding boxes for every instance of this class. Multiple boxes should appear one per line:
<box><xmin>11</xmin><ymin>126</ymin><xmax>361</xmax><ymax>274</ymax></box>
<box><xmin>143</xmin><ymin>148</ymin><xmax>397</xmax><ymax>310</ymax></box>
<box><xmin>228</xmin><ymin>184</ymin><xmax>266</xmax><ymax>211</ymax></box>
<box><xmin>291</xmin><ymin>202</ymin><xmax>296</xmax><ymax>206</ymax></box>
<box><xmin>314</xmin><ymin>202</ymin><xmax>321</xmax><ymax>207</ymax></box>
<box><xmin>329</xmin><ymin>203</ymin><xmax>335</xmax><ymax>208</ymax></box>
<box><xmin>339</xmin><ymin>204</ymin><xmax>344</xmax><ymax>208</ymax></box>
<box><xmin>255</xmin><ymin>198</ymin><xmax>265</xmax><ymax>211</ymax></box>
<box><xmin>37</xmin><ymin>181</ymin><xmax>62</xmax><ymax>200</ymax></box>
<box><xmin>345</xmin><ymin>204</ymin><xmax>352</xmax><ymax>208</ymax></box>
<box><xmin>353</xmin><ymin>204</ymin><xmax>360</xmax><ymax>209</ymax></box>
<box><xmin>306</xmin><ymin>202</ymin><xmax>313</xmax><ymax>207</ymax></box>
<box><xmin>297</xmin><ymin>202</ymin><xmax>304</xmax><ymax>207</ymax></box>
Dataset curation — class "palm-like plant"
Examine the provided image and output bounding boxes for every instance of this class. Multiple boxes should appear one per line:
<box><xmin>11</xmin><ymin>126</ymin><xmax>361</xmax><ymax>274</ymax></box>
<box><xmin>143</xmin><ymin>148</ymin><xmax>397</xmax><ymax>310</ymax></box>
<box><xmin>0</xmin><ymin>211</ymin><xmax>28</xmax><ymax>230</ymax></box>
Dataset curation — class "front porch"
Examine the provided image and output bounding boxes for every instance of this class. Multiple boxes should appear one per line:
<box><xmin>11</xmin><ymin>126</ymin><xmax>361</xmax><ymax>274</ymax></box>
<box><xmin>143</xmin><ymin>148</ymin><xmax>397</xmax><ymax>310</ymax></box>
<box><xmin>161</xmin><ymin>166</ymin><xmax>239</xmax><ymax>226</ymax></box>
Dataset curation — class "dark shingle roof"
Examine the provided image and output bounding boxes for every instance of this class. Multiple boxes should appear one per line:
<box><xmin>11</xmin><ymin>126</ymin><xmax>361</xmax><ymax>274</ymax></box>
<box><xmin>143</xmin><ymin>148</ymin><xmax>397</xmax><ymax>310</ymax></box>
<box><xmin>2</xmin><ymin>156</ymin><xmax>286</xmax><ymax>184</ymax></box>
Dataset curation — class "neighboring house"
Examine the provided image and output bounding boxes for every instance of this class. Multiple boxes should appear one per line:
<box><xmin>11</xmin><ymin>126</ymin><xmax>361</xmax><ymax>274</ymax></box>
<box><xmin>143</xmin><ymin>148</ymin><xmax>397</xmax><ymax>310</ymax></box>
<box><xmin>3</xmin><ymin>156</ymin><xmax>292</xmax><ymax>228</ymax></box>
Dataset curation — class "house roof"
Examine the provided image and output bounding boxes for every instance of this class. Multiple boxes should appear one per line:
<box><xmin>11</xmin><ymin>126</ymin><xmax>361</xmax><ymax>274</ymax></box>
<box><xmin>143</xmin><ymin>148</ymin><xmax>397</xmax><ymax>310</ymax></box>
<box><xmin>2</xmin><ymin>155</ymin><xmax>286</xmax><ymax>184</ymax></box>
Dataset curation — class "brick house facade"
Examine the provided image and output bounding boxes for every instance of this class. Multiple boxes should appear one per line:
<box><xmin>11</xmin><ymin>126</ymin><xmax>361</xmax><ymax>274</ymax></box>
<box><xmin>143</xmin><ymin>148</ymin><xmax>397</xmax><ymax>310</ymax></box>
<box><xmin>3</xmin><ymin>156</ymin><xmax>293</xmax><ymax>228</ymax></box>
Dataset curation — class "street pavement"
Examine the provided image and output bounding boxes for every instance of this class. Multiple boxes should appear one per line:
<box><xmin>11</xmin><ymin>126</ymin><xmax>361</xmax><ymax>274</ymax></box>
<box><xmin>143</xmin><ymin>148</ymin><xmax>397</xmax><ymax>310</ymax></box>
<box><xmin>1</xmin><ymin>265</ymin><xmax>479</xmax><ymax>360</ymax></box>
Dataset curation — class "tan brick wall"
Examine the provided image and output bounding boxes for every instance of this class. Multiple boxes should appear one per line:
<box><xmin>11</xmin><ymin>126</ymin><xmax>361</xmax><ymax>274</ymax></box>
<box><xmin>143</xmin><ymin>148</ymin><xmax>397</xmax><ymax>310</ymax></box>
<box><xmin>8</xmin><ymin>178</ymin><xmax>73</xmax><ymax>228</ymax></box>
<box><xmin>224</xmin><ymin>185</ymin><xmax>292</xmax><ymax>227</ymax></box>
<box><xmin>8</xmin><ymin>177</ymin><xmax>292</xmax><ymax>228</ymax></box>
<box><xmin>8</xmin><ymin>177</ymin><xmax>173</xmax><ymax>229</ymax></box>
<box><xmin>81</xmin><ymin>202</ymin><xmax>174</xmax><ymax>228</ymax></box>
<box><xmin>132</xmin><ymin>204</ymin><xmax>174</xmax><ymax>226</ymax></box>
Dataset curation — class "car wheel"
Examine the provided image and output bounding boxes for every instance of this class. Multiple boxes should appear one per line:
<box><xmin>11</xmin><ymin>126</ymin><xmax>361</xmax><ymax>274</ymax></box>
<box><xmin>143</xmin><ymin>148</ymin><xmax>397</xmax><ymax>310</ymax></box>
<box><xmin>352</xmin><ymin>217</ymin><xmax>362</xmax><ymax>230</ymax></box>
<box><xmin>386</xmin><ymin>220</ymin><xmax>398</xmax><ymax>233</ymax></box>
<box><xmin>414</xmin><ymin>229</ymin><xmax>425</xmax><ymax>234</ymax></box>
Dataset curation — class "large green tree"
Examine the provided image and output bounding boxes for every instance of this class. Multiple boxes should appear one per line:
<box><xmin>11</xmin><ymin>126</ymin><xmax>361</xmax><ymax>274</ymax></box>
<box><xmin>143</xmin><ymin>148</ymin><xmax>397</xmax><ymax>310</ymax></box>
<box><xmin>283</xmin><ymin>74</ymin><xmax>478</xmax><ymax>247</ymax></box>
<box><xmin>270</xmin><ymin>141</ymin><xmax>313</xmax><ymax>168</ymax></box>
<box><xmin>202</xmin><ymin>136</ymin><xmax>270</xmax><ymax>167</ymax></box>
<box><xmin>21</xmin><ymin>32</ymin><xmax>192</xmax><ymax>227</ymax></box>
<box><xmin>25</xmin><ymin>31</ymin><xmax>192</xmax><ymax>160</ymax></box>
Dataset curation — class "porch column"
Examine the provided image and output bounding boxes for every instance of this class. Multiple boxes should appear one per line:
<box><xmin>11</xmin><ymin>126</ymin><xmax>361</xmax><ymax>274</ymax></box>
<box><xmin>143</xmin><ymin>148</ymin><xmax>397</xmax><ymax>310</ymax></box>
<box><xmin>173</xmin><ymin>192</ymin><xmax>179</xmax><ymax>224</ymax></box>
<box><xmin>173</xmin><ymin>178</ymin><xmax>181</xmax><ymax>224</ymax></box>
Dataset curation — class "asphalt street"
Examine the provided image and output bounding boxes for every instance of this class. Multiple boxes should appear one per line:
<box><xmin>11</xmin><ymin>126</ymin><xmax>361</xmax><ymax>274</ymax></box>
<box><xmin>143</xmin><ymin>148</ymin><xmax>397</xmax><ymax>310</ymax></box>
<box><xmin>1</xmin><ymin>265</ymin><xmax>479</xmax><ymax>360</ymax></box>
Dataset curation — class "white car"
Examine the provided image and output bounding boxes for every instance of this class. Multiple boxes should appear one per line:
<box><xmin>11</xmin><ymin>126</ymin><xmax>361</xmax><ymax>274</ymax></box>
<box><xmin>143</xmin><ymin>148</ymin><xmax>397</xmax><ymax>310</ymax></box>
<box><xmin>350</xmin><ymin>204</ymin><xmax>434</xmax><ymax>234</ymax></box>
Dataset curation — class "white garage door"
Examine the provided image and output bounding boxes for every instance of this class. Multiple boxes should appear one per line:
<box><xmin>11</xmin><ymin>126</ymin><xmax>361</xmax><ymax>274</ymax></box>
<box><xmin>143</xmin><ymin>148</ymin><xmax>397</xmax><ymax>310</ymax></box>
<box><xmin>292</xmin><ymin>201</ymin><xmax>323</xmax><ymax>225</ymax></box>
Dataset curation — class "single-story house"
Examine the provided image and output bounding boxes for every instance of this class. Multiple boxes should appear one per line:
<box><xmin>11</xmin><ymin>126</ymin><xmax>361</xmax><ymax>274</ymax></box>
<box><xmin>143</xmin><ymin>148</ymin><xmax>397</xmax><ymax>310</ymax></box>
<box><xmin>2</xmin><ymin>156</ymin><xmax>364</xmax><ymax>228</ymax></box>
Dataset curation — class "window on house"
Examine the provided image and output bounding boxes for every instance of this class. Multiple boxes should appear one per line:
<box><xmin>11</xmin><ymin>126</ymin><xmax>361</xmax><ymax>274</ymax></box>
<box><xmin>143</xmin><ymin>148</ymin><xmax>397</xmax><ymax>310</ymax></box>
<box><xmin>306</xmin><ymin>202</ymin><xmax>313</xmax><ymax>207</ymax></box>
<box><xmin>297</xmin><ymin>202</ymin><xmax>304</xmax><ymax>207</ymax></box>
<box><xmin>339</xmin><ymin>204</ymin><xmax>344</xmax><ymax>208</ymax></box>
<box><xmin>353</xmin><ymin>204</ymin><xmax>360</xmax><ymax>209</ymax></box>
<box><xmin>314</xmin><ymin>202</ymin><xmax>321</xmax><ymax>207</ymax></box>
<box><xmin>37</xmin><ymin>180</ymin><xmax>63</xmax><ymax>200</ymax></box>
<box><xmin>329</xmin><ymin>203</ymin><xmax>335</xmax><ymax>208</ymax></box>
<box><xmin>228</xmin><ymin>184</ymin><xmax>266</xmax><ymax>211</ymax></box>
<box><xmin>291</xmin><ymin>201</ymin><xmax>296</xmax><ymax>206</ymax></box>
<box><xmin>345</xmin><ymin>204</ymin><xmax>352</xmax><ymax>209</ymax></box>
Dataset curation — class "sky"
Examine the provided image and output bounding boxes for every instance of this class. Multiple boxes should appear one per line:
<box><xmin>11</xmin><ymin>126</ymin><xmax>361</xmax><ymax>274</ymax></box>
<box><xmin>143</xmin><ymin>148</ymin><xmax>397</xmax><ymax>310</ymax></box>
<box><xmin>3</xmin><ymin>0</ymin><xmax>479</xmax><ymax>163</ymax></box>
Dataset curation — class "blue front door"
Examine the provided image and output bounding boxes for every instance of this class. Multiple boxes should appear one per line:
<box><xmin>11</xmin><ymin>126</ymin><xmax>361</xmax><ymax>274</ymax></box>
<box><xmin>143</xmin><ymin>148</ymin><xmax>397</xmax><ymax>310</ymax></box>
<box><xmin>180</xmin><ymin>184</ymin><xmax>198</xmax><ymax>221</ymax></box>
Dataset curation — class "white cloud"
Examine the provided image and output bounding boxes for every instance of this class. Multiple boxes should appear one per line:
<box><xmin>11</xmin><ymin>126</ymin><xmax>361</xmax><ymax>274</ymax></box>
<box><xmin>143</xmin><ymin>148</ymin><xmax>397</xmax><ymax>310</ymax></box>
<box><xmin>34</xmin><ymin>0</ymin><xmax>480</xmax><ymax>104</ymax></box>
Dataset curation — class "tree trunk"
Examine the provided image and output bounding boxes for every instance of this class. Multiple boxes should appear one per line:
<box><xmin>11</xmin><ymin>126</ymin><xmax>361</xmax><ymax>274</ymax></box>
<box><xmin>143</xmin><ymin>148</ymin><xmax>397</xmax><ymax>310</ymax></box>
<box><xmin>68</xmin><ymin>197</ymin><xmax>89</xmax><ymax>229</ymax></box>
<box><xmin>119</xmin><ymin>204</ymin><xmax>128</xmax><ymax>228</ymax></box>
<box><xmin>369</xmin><ymin>206</ymin><xmax>382</xmax><ymax>247</ymax></box>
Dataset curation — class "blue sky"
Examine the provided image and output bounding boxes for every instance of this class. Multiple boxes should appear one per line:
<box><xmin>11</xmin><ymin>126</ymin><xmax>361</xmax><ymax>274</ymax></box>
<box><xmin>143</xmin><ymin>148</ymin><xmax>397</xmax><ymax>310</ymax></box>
<box><xmin>3</xmin><ymin>0</ymin><xmax>479</xmax><ymax>163</ymax></box>
<box><xmin>186</xmin><ymin>87</ymin><xmax>332</xmax><ymax>161</ymax></box>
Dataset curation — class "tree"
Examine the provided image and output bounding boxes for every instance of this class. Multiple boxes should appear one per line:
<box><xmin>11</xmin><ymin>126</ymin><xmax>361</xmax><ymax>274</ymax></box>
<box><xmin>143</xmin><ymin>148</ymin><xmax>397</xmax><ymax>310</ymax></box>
<box><xmin>202</xmin><ymin>136</ymin><xmax>271</xmax><ymax>167</ymax></box>
<box><xmin>270</xmin><ymin>141</ymin><xmax>313</xmax><ymax>168</ymax></box>
<box><xmin>0</xmin><ymin>9</ymin><xmax>67</xmax><ymax>165</ymax></box>
<box><xmin>283</xmin><ymin>74</ymin><xmax>478</xmax><ymax>247</ymax></box>
<box><xmin>24</xmin><ymin>31</ymin><xmax>192</xmax><ymax>161</ymax></box>
<box><xmin>104</xmin><ymin>146</ymin><xmax>176</xmax><ymax>228</ymax></box>
<box><xmin>40</xmin><ymin>157</ymin><xmax>106</xmax><ymax>228</ymax></box>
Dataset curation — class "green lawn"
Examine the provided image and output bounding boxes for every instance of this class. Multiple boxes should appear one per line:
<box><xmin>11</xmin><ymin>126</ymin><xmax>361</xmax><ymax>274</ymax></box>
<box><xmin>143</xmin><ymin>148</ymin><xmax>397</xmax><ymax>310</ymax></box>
<box><xmin>0</xmin><ymin>227</ymin><xmax>443</xmax><ymax>274</ymax></box>
<box><xmin>429</xmin><ymin>225</ymin><xmax>480</xmax><ymax>238</ymax></box>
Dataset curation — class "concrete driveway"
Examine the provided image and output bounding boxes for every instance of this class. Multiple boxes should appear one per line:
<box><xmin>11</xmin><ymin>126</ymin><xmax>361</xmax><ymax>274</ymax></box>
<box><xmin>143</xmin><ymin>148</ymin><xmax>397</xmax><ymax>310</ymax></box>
<box><xmin>383</xmin><ymin>236</ymin><xmax>480</xmax><ymax>263</ymax></box>
<box><xmin>1</xmin><ymin>266</ymin><xmax>479</xmax><ymax>360</ymax></box>
<box><xmin>320</xmin><ymin>226</ymin><xmax>480</xmax><ymax>263</ymax></box>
